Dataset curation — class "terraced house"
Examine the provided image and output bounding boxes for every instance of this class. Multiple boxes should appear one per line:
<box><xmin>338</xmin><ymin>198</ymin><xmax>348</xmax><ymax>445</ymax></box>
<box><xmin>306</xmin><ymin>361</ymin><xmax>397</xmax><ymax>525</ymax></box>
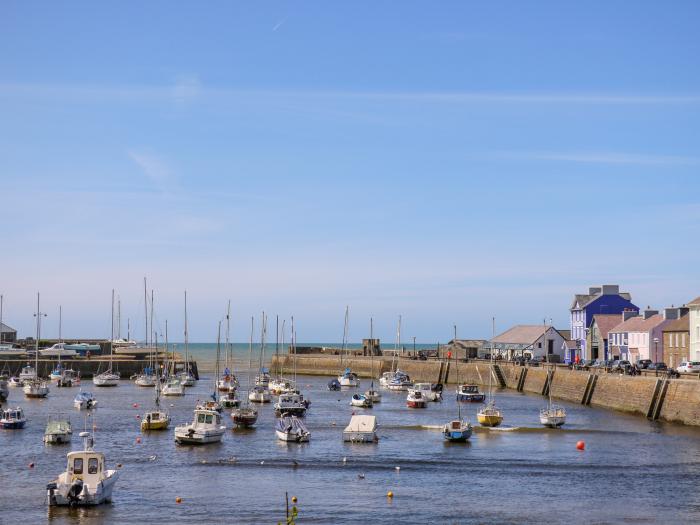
<box><xmin>662</xmin><ymin>311</ymin><xmax>689</xmax><ymax>368</ymax></box>
<box><xmin>689</xmin><ymin>297</ymin><xmax>700</xmax><ymax>361</ymax></box>
<box><xmin>569</xmin><ymin>285</ymin><xmax>638</xmax><ymax>363</ymax></box>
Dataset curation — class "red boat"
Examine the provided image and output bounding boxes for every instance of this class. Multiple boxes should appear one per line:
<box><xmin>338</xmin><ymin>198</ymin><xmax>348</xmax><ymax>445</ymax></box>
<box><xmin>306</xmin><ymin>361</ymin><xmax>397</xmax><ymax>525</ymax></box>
<box><xmin>406</xmin><ymin>390</ymin><xmax>427</xmax><ymax>408</ymax></box>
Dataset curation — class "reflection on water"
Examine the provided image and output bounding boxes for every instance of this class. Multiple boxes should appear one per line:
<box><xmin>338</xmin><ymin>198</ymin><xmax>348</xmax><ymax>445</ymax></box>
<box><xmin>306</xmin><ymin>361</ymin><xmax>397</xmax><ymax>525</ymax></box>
<box><xmin>2</xmin><ymin>372</ymin><xmax>700</xmax><ymax>524</ymax></box>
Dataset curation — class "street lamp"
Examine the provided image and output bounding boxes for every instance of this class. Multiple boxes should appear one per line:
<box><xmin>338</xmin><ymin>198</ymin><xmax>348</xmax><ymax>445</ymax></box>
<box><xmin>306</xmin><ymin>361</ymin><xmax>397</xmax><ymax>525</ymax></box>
<box><xmin>653</xmin><ymin>337</ymin><xmax>659</xmax><ymax>363</ymax></box>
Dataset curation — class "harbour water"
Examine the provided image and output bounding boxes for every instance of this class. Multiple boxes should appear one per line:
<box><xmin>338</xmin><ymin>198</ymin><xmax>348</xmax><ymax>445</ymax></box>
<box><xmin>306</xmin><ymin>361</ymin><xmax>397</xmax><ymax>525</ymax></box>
<box><xmin>2</xmin><ymin>369</ymin><xmax>700</xmax><ymax>524</ymax></box>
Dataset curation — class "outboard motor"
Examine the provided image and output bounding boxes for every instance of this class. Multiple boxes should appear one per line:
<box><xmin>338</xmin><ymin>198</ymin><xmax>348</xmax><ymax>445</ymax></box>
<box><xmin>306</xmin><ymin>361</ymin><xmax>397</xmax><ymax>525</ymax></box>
<box><xmin>68</xmin><ymin>479</ymin><xmax>84</xmax><ymax>506</ymax></box>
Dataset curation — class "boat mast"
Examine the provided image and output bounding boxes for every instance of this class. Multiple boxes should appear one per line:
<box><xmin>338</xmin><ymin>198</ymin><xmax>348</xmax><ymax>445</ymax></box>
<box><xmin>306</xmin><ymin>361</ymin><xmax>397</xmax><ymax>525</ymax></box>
<box><xmin>245</xmin><ymin>316</ymin><xmax>254</xmax><ymax>404</ymax></box>
<box><xmin>35</xmin><ymin>292</ymin><xmax>41</xmax><ymax>378</ymax></box>
<box><xmin>110</xmin><ymin>289</ymin><xmax>114</xmax><ymax>372</ymax></box>
<box><xmin>225</xmin><ymin>300</ymin><xmax>231</xmax><ymax>375</ymax></box>
<box><xmin>143</xmin><ymin>277</ymin><xmax>148</xmax><ymax>355</ymax></box>
<box><xmin>150</xmin><ymin>289</ymin><xmax>154</xmax><ymax>370</ymax></box>
<box><xmin>370</xmin><ymin>317</ymin><xmax>374</xmax><ymax>389</ymax></box>
<box><xmin>259</xmin><ymin>311</ymin><xmax>266</xmax><ymax>374</ymax></box>
<box><xmin>57</xmin><ymin>305</ymin><xmax>62</xmax><ymax>369</ymax></box>
<box><xmin>184</xmin><ymin>290</ymin><xmax>189</xmax><ymax>379</ymax></box>
<box><xmin>489</xmin><ymin>316</ymin><xmax>495</xmax><ymax>404</ymax></box>
<box><xmin>275</xmin><ymin>315</ymin><xmax>279</xmax><ymax>380</ymax></box>
<box><xmin>215</xmin><ymin>320</ymin><xmax>221</xmax><ymax>401</ymax></box>
<box><xmin>341</xmin><ymin>306</ymin><xmax>349</xmax><ymax>370</ymax></box>
<box><xmin>117</xmin><ymin>296</ymin><xmax>121</xmax><ymax>341</ymax></box>
<box><xmin>291</xmin><ymin>316</ymin><xmax>296</xmax><ymax>385</ymax></box>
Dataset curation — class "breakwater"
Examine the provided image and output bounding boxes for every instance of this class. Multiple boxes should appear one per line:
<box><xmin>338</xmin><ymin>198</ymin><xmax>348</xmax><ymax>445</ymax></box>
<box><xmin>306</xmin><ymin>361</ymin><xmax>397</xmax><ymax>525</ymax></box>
<box><xmin>273</xmin><ymin>355</ymin><xmax>700</xmax><ymax>426</ymax></box>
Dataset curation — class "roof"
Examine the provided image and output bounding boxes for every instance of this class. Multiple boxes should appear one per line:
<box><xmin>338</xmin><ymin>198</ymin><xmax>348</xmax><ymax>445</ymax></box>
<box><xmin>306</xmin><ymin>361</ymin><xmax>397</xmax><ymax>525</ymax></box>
<box><xmin>492</xmin><ymin>325</ymin><xmax>557</xmax><ymax>345</ymax></box>
<box><xmin>662</xmin><ymin>314</ymin><xmax>689</xmax><ymax>332</ymax></box>
<box><xmin>447</xmin><ymin>339</ymin><xmax>488</xmax><ymax>348</ymax></box>
<box><xmin>688</xmin><ymin>296</ymin><xmax>700</xmax><ymax>306</ymax></box>
<box><xmin>570</xmin><ymin>288</ymin><xmax>633</xmax><ymax>310</ymax></box>
<box><xmin>0</xmin><ymin>322</ymin><xmax>15</xmax><ymax>333</ymax></box>
<box><xmin>563</xmin><ymin>340</ymin><xmax>577</xmax><ymax>350</ymax></box>
<box><xmin>609</xmin><ymin>313</ymin><xmax>666</xmax><ymax>334</ymax></box>
<box><xmin>558</xmin><ymin>330</ymin><xmax>571</xmax><ymax>340</ymax></box>
<box><xmin>590</xmin><ymin>314</ymin><xmax>623</xmax><ymax>339</ymax></box>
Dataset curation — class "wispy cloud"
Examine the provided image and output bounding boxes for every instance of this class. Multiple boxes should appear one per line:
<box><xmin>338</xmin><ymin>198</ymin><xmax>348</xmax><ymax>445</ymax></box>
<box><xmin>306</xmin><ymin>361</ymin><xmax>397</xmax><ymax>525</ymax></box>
<box><xmin>2</xmin><ymin>82</ymin><xmax>700</xmax><ymax>106</ymax></box>
<box><xmin>127</xmin><ymin>150</ymin><xmax>174</xmax><ymax>190</ymax></box>
<box><xmin>272</xmin><ymin>17</ymin><xmax>287</xmax><ymax>32</ymax></box>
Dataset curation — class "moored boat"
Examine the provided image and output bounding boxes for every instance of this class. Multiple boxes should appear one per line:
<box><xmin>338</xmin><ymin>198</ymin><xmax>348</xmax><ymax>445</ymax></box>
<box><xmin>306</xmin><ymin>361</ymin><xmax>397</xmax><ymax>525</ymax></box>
<box><xmin>456</xmin><ymin>384</ymin><xmax>485</xmax><ymax>402</ymax></box>
<box><xmin>410</xmin><ymin>382</ymin><xmax>443</xmax><ymax>402</ymax></box>
<box><xmin>74</xmin><ymin>391</ymin><xmax>97</xmax><ymax>410</ymax></box>
<box><xmin>540</xmin><ymin>406</ymin><xmax>567</xmax><ymax>428</ymax></box>
<box><xmin>274</xmin><ymin>391</ymin><xmax>309</xmax><ymax>416</ymax></box>
<box><xmin>339</xmin><ymin>368</ymin><xmax>360</xmax><ymax>387</ymax></box>
<box><xmin>477</xmin><ymin>403</ymin><xmax>503</xmax><ymax>427</ymax></box>
<box><xmin>248</xmin><ymin>384</ymin><xmax>271</xmax><ymax>403</ymax></box>
<box><xmin>174</xmin><ymin>408</ymin><xmax>226</xmax><ymax>445</ymax></box>
<box><xmin>161</xmin><ymin>377</ymin><xmax>185</xmax><ymax>396</ymax></box>
<box><xmin>46</xmin><ymin>430</ymin><xmax>119</xmax><ymax>506</ymax></box>
<box><xmin>350</xmin><ymin>393</ymin><xmax>373</xmax><ymax>408</ymax></box>
<box><xmin>40</xmin><ymin>343</ymin><xmax>77</xmax><ymax>358</ymax></box>
<box><xmin>343</xmin><ymin>414</ymin><xmax>378</xmax><ymax>443</ymax></box>
<box><xmin>327</xmin><ymin>378</ymin><xmax>341</xmax><ymax>391</ymax></box>
<box><xmin>275</xmin><ymin>414</ymin><xmax>310</xmax><ymax>443</ymax></box>
<box><xmin>44</xmin><ymin>418</ymin><xmax>73</xmax><ymax>444</ymax></box>
<box><xmin>19</xmin><ymin>364</ymin><xmax>36</xmax><ymax>383</ymax></box>
<box><xmin>1</xmin><ymin>406</ymin><xmax>27</xmax><ymax>429</ymax></box>
<box><xmin>24</xmin><ymin>379</ymin><xmax>50</xmax><ymax>398</ymax></box>
<box><xmin>443</xmin><ymin>418</ymin><xmax>472</xmax><ymax>442</ymax></box>
<box><xmin>406</xmin><ymin>390</ymin><xmax>427</xmax><ymax>408</ymax></box>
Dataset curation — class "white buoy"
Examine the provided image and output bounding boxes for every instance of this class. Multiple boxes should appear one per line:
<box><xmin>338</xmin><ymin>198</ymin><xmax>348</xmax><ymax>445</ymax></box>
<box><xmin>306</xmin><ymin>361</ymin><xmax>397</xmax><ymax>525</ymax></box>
<box><xmin>395</xmin><ymin>466</ymin><xmax>400</xmax><ymax>472</ymax></box>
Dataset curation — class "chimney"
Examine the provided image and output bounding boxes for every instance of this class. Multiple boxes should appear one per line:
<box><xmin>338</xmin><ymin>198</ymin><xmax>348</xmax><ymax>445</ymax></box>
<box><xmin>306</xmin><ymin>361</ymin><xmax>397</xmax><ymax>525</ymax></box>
<box><xmin>588</xmin><ymin>286</ymin><xmax>602</xmax><ymax>296</ymax></box>
<box><xmin>601</xmin><ymin>285</ymin><xmax>620</xmax><ymax>295</ymax></box>
<box><xmin>664</xmin><ymin>307</ymin><xmax>681</xmax><ymax>320</ymax></box>
<box><xmin>623</xmin><ymin>310</ymin><xmax>638</xmax><ymax>322</ymax></box>
<box><xmin>643</xmin><ymin>307</ymin><xmax>659</xmax><ymax>320</ymax></box>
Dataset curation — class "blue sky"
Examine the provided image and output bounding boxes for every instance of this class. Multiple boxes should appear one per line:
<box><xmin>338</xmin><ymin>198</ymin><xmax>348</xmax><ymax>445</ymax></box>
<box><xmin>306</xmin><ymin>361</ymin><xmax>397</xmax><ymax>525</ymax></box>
<box><xmin>1</xmin><ymin>2</ymin><xmax>699</xmax><ymax>342</ymax></box>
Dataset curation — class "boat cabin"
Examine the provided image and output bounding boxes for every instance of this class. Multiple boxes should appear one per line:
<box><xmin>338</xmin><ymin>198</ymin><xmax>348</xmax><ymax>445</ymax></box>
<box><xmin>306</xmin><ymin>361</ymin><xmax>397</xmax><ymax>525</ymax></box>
<box><xmin>194</xmin><ymin>410</ymin><xmax>222</xmax><ymax>427</ymax></box>
<box><xmin>459</xmin><ymin>384</ymin><xmax>480</xmax><ymax>394</ymax></box>
<box><xmin>66</xmin><ymin>450</ymin><xmax>106</xmax><ymax>485</ymax></box>
<box><xmin>2</xmin><ymin>407</ymin><xmax>24</xmax><ymax>421</ymax></box>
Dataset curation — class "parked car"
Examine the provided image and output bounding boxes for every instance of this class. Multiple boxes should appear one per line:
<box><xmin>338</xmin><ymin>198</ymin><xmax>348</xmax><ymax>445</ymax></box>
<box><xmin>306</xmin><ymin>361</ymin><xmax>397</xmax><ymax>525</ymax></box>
<box><xmin>580</xmin><ymin>359</ymin><xmax>596</xmax><ymax>370</ymax></box>
<box><xmin>676</xmin><ymin>361</ymin><xmax>700</xmax><ymax>373</ymax></box>
<box><xmin>611</xmin><ymin>360</ymin><xmax>631</xmax><ymax>372</ymax></box>
<box><xmin>636</xmin><ymin>359</ymin><xmax>653</xmax><ymax>370</ymax></box>
<box><xmin>647</xmin><ymin>362</ymin><xmax>668</xmax><ymax>371</ymax></box>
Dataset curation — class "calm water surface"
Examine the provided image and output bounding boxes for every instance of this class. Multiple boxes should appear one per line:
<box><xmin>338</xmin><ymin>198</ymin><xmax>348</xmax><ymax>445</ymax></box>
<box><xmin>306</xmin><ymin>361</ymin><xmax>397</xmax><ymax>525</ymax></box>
<box><xmin>2</xmin><ymin>369</ymin><xmax>700</xmax><ymax>524</ymax></box>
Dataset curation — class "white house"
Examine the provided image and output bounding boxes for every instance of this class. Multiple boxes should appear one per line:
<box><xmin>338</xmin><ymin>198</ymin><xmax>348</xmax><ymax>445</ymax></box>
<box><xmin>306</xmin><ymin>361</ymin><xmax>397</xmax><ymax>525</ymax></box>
<box><xmin>689</xmin><ymin>296</ymin><xmax>700</xmax><ymax>360</ymax></box>
<box><xmin>491</xmin><ymin>325</ymin><xmax>567</xmax><ymax>362</ymax></box>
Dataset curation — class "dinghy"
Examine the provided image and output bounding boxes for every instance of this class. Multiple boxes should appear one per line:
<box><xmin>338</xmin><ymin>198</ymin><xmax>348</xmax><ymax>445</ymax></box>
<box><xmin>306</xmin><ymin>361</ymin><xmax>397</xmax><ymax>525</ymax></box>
<box><xmin>343</xmin><ymin>414</ymin><xmax>378</xmax><ymax>443</ymax></box>
<box><xmin>275</xmin><ymin>414</ymin><xmax>310</xmax><ymax>443</ymax></box>
<box><xmin>350</xmin><ymin>393</ymin><xmax>373</xmax><ymax>408</ymax></box>
<box><xmin>74</xmin><ymin>391</ymin><xmax>97</xmax><ymax>410</ymax></box>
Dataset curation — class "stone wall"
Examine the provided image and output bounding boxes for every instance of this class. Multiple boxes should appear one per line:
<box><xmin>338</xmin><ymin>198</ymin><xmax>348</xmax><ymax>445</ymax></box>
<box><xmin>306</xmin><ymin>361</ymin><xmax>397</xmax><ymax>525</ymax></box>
<box><xmin>589</xmin><ymin>374</ymin><xmax>657</xmax><ymax>415</ymax></box>
<box><xmin>549</xmin><ymin>368</ymin><xmax>590</xmax><ymax>403</ymax></box>
<box><xmin>660</xmin><ymin>379</ymin><xmax>700</xmax><ymax>426</ymax></box>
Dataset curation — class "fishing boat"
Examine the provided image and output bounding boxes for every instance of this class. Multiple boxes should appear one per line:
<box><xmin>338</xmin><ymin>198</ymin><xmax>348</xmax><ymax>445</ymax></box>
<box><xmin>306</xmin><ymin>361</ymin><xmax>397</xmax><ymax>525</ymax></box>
<box><xmin>231</xmin><ymin>317</ymin><xmax>259</xmax><ymax>428</ymax></box>
<box><xmin>327</xmin><ymin>378</ymin><xmax>341</xmax><ymax>391</ymax></box>
<box><xmin>46</xmin><ymin>430</ymin><xmax>119</xmax><ymax>506</ymax></box>
<box><xmin>350</xmin><ymin>393</ymin><xmax>373</xmax><ymax>408</ymax></box>
<box><xmin>56</xmin><ymin>369</ymin><xmax>80</xmax><ymax>388</ymax></box>
<box><xmin>406</xmin><ymin>390</ymin><xmax>427</xmax><ymax>408</ymax></box>
<box><xmin>364</xmin><ymin>318</ymin><xmax>382</xmax><ymax>402</ymax></box>
<box><xmin>174</xmin><ymin>408</ymin><xmax>226</xmax><ymax>445</ymax></box>
<box><xmin>1</xmin><ymin>407</ymin><xmax>26</xmax><ymax>429</ymax></box>
<box><xmin>44</xmin><ymin>417</ymin><xmax>72</xmax><ymax>444</ymax></box>
<box><xmin>275</xmin><ymin>391</ymin><xmax>309</xmax><ymax>416</ymax></box>
<box><xmin>74</xmin><ymin>391</ymin><xmax>98</xmax><ymax>410</ymax></box>
<box><xmin>343</xmin><ymin>414</ymin><xmax>378</xmax><ymax>443</ymax></box>
<box><xmin>477</xmin><ymin>318</ymin><xmax>504</xmax><ymax>428</ymax></box>
<box><xmin>275</xmin><ymin>414</ymin><xmax>310</xmax><ymax>443</ymax></box>
<box><xmin>456</xmin><ymin>384</ymin><xmax>485</xmax><ymax>402</ymax></box>
<box><xmin>409</xmin><ymin>382</ymin><xmax>443</xmax><ymax>402</ymax></box>
<box><xmin>93</xmin><ymin>290</ymin><xmax>120</xmax><ymax>387</ymax></box>
<box><xmin>177</xmin><ymin>291</ymin><xmax>197</xmax><ymax>387</ymax></box>
<box><xmin>19</xmin><ymin>364</ymin><xmax>36</xmax><ymax>383</ymax></box>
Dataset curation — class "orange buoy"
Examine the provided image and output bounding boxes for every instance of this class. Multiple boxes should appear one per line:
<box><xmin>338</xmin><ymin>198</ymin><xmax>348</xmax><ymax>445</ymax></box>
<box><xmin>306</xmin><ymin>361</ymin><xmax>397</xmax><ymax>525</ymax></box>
<box><xmin>291</xmin><ymin>496</ymin><xmax>297</xmax><ymax>504</ymax></box>
<box><xmin>176</xmin><ymin>497</ymin><xmax>182</xmax><ymax>504</ymax></box>
<box><xmin>576</xmin><ymin>440</ymin><xmax>585</xmax><ymax>451</ymax></box>
<box><xmin>387</xmin><ymin>491</ymin><xmax>394</xmax><ymax>498</ymax></box>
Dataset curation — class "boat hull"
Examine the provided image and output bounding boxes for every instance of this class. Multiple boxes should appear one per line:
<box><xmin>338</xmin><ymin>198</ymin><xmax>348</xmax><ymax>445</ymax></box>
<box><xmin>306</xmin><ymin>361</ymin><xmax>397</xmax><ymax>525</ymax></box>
<box><xmin>443</xmin><ymin>429</ymin><xmax>472</xmax><ymax>442</ymax></box>
<box><xmin>477</xmin><ymin>412</ymin><xmax>503</xmax><ymax>427</ymax></box>
<box><xmin>275</xmin><ymin>430</ymin><xmax>310</xmax><ymax>443</ymax></box>
<box><xmin>457</xmin><ymin>393</ymin><xmax>485</xmax><ymax>402</ymax></box>
<box><xmin>274</xmin><ymin>406</ymin><xmax>307</xmax><ymax>417</ymax></box>
<box><xmin>141</xmin><ymin>419</ymin><xmax>170</xmax><ymax>431</ymax></box>
<box><xmin>44</xmin><ymin>433</ymin><xmax>72</xmax><ymax>444</ymax></box>
<box><xmin>174</xmin><ymin>427</ymin><xmax>225</xmax><ymax>445</ymax></box>
<box><xmin>1</xmin><ymin>420</ymin><xmax>26</xmax><ymax>429</ymax></box>
<box><xmin>231</xmin><ymin>413</ymin><xmax>258</xmax><ymax>427</ymax></box>
<box><xmin>343</xmin><ymin>431</ymin><xmax>378</xmax><ymax>443</ymax></box>
<box><xmin>540</xmin><ymin>408</ymin><xmax>566</xmax><ymax>428</ymax></box>
<box><xmin>47</xmin><ymin>471</ymin><xmax>119</xmax><ymax>506</ymax></box>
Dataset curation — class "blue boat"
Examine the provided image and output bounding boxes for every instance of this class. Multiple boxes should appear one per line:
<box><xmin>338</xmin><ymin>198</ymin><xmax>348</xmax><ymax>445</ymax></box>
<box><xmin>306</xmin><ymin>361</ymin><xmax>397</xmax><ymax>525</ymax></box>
<box><xmin>327</xmin><ymin>378</ymin><xmax>341</xmax><ymax>391</ymax></box>
<box><xmin>1</xmin><ymin>407</ymin><xmax>27</xmax><ymax>429</ymax></box>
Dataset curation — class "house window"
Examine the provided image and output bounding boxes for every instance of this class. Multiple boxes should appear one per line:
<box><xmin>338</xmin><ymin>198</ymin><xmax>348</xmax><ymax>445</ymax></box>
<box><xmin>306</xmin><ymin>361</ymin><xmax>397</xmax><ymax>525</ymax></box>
<box><xmin>538</xmin><ymin>342</ymin><xmax>542</xmax><ymax>348</ymax></box>
<box><xmin>682</xmin><ymin>333</ymin><xmax>686</xmax><ymax>347</ymax></box>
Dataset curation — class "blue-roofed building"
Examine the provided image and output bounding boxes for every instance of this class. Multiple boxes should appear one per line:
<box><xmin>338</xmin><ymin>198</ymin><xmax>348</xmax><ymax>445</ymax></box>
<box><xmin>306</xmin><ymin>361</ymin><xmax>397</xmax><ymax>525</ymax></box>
<box><xmin>569</xmin><ymin>285</ymin><xmax>638</xmax><ymax>363</ymax></box>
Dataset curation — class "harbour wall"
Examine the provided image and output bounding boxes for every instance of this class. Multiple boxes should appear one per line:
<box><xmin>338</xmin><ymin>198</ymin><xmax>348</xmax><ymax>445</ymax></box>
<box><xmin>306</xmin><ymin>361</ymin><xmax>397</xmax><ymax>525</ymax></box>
<box><xmin>272</xmin><ymin>355</ymin><xmax>700</xmax><ymax>426</ymax></box>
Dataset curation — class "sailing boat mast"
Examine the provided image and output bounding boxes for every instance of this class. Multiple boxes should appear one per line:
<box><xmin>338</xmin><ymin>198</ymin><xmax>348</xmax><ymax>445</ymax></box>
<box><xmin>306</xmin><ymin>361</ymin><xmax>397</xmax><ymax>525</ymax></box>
<box><xmin>275</xmin><ymin>315</ymin><xmax>279</xmax><ymax>380</ymax></box>
<box><xmin>259</xmin><ymin>311</ymin><xmax>266</xmax><ymax>374</ymax></box>
<box><xmin>109</xmin><ymin>289</ymin><xmax>114</xmax><ymax>372</ymax></box>
<box><xmin>35</xmin><ymin>292</ymin><xmax>42</xmax><ymax>377</ymax></box>
<box><xmin>245</xmin><ymin>316</ymin><xmax>254</xmax><ymax>403</ymax></box>
<box><xmin>489</xmin><ymin>316</ymin><xmax>495</xmax><ymax>404</ymax></box>
<box><xmin>150</xmin><ymin>289</ymin><xmax>154</xmax><ymax>370</ymax></box>
<box><xmin>341</xmin><ymin>306</ymin><xmax>349</xmax><ymax>370</ymax></box>
<box><xmin>225</xmin><ymin>300</ymin><xmax>231</xmax><ymax>376</ymax></box>
<box><xmin>214</xmin><ymin>321</ymin><xmax>221</xmax><ymax>401</ymax></box>
<box><xmin>291</xmin><ymin>316</ymin><xmax>296</xmax><ymax>385</ymax></box>
<box><xmin>184</xmin><ymin>291</ymin><xmax>189</xmax><ymax>380</ymax></box>
<box><xmin>370</xmin><ymin>317</ymin><xmax>375</xmax><ymax>388</ymax></box>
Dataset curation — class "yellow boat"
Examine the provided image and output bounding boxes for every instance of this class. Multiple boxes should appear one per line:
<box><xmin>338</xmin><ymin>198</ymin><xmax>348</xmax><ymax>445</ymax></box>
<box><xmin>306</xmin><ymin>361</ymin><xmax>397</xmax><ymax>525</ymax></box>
<box><xmin>141</xmin><ymin>410</ymin><xmax>170</xmax><ymax>431</ymax></box>
<box><xmin>477</xmin><ymin>405</ymin><xmax>503</xmax><ymax>427</ymax></box>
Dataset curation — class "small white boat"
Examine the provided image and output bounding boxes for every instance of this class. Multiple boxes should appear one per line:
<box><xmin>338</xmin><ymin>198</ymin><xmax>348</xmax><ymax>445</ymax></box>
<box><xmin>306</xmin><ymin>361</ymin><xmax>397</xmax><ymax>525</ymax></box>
<box><xmin>93</xmin><ymin>371</ymin><xmax>119</xmax><ymax>387</ymax></box>
<box><xmin>161</xmin><ymin>377</ymin><xmax>185</xmax><ymax>396</ymax></box>
<box><xmin>64</xmin><ymin>343</ymin><xmax>101</xmax><ymax>353</ymax></box>
<box><xmin>19</xmin><ymin>365</ymin><xmax>36</xmax><ymax>383</ymax></box>
<box><xmin>195</xmin><ymin>399</ymin><xmax>223</xmax><ymax>413</ymax></box>
<box><xmin>338</xmin><ymin>368</ymin><xmax>360</xmax><ymax>387</ymax></box>
<box><xmin>111</xmin><ymin>338</ymin><xmax>136</xmax><ymax>348</ymax></box>
<box><xmin>248</xmin><ymin>385</ymin><xmax>271</xmax><ymax>403</ymax></box>
<box><xmin>270</xmin><ymin>378</ymin><xmax>294</xmax><ymax>395</ymax></box>
<box><xmin>409</xmin><ymin>383</ymin><xmax>443</xmax><ymax>402</ymax></box>
<box><xmin>406</xmin><ymin>390</ymin><xmax>427</xmax><ymax>408</ymax></box>
<box><xmin>343</xmin><ymin>414</ymin><xmax>378</xmax><ymax>443</ymax></box>
<box><xmin>8</xmin><ymin>376</ymin><xmax>23</xmax><ymax>387</ymax></box>
<box><xmin>274</xmin><ymin>391</ymin><xmax>309</xmax><ymax>416</ymax></box>
<box><xmin>74</xmin><ymin>391</ymin><xmax>97</xmax><ymax>410</ymax></box>
<box><xmin>364</xmin><ymin>388</ymin><xmax>382</xmax><ymax>403</ymax></box>
<box><xmin>350</xmin><ymin>393</ymin><xmax>373</xmax><ymax>408</ymax></box>
<box><xmin>255</xmin><ymin>369</ymin><xmax>271</xmax><ymax>387</ymax></box>
<box><xmin>56</xmin><ymin>369</ymin><xmax>80</xmax><ymax>387</ymax></box>
<box><xmin>540</xmin><ymin>406</ymin><xmax>567</xmax><ymax>428</ymax></box>
<box><xmin>217</xmin><ymin>372</ymin><xmax>239</xmax><ymax>392</ymax></box>
<box><xmin>174</xmin><ymin>408</ymin><xmax>226</xmax><ymax>445</ymax></box>
<box><xmin>220</xmin><ymin>391</ymin><xmax>240</xmax><ymax>408</ymax></box>
<box><xmin>46</xmin><ymin>431</ymin><xmax>119</xmax><ymax>506</ymax></box>
<box><xmin>1</xmin><ymin>406</ymin><xmax>27</xmax><ymax>429</ymax></box>
<box><xmin>44</xmin><ymin>418</ymin><xmax>73</xmax><ymax>444</ymax></box>
<box><xmin>275</xmin><ymin>415</ymin><xmax>310</xmax><ymax>443</ymax></box>
<box><xmin>134</xmin><ymin>373</ymin><xmax>156</xmax><ymax>387</ymax></box>
<box><xmin>177</xmin><ymin>371</ymin><xmax>196</xmax><ymax>387</ymax></box>
<box><xmin>49</xmin><ymin>365</ymin><xmax>64</xmax><ymax>381</ymax></box>
<box><xmin>40</xmin><ymin>343</ymin><xmax>78</xmax><ymax>358</ymax></box>
<box><xmin>24</xmin><ymin>378</ymin><xmax>50</xmax><ymax>398</ymax></box>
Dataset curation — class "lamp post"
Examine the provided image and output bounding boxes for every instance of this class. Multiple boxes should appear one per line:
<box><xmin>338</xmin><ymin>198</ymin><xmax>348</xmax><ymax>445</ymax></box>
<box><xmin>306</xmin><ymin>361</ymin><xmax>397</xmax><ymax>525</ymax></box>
<box><xmin>653</xmin><ymin>337</ymin><xmax>659</xmax><ymax>364</ymax></box>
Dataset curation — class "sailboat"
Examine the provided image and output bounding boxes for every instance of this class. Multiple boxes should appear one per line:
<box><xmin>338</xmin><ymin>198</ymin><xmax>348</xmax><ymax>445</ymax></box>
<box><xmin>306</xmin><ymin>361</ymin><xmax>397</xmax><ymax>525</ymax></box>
<box><xmin>249</xmin><ymin>313</ymin><xmax>271</xmax><ymax>403</ymax></box>
<box><xmin>196</xmin><ymin>322</ymin><xmax>224</xmax><ymax>413</ymax></box>
<box><xmin>24</xmin><ymin>293</ymin><xmax>50</xmax><ymax>398</ymax></box>
<box><xmin>443</xmin><ymin>344</ymin><xmax>472</xmax><ymax>442</ymax></box>
<box><xmin>218</xmin><ymin>301</ymin><xmax>239</xmax><ymax>396</ymax></box>
<box><xmin>161</xmin><ymin>320</ymin><xmax>184</xmax><ymax>397</ymax></box>
<box><xmin>231</xmin><ymin>317</ymin><xmax>259</xmax><ymax>427</ymax></box>
<box><xmin>142</xmin><ymin>326</ymin><xmax>170</xmax><ymax>431</ymax></box>
<box><xmin>382</xmin><ymin>315</ymin><xmax>412</xmax><ymax>391</ymax></box>
<box><xmin>476</xmin><ymin>317</ymin><xmax>503</xmax><ymax>427</ymax></box>
<box><xmin>364</xmin><ymin>318</ymin><xmax>381</xmax><ymax>402</ymax></box>
<box><xmin>269</xmin><ymin>317</ymin><xmax>291</xmax><ymax>395</ymax></box>
<box><xmin>177</xmin><ymin>291</ymin><xmax>196</xmax><ymax>387</ymax></box>
<box><xmin>337</xmin><ymin>306</ymin><xmax>360</xmax><ymax>387</ymax></box>
<box><xmin>93</xmin><ymin>290</ymin><xmax>120</xmax><ymax>387</ymax></box>
<box><xmin>539</xmin><ymin>321</ymin><xmax>566</xmax><ymax>427</ymax></box>
<box><xmin>135</xmin><ymin>282</ymin><xmax>156</xmax><ymax>387</ymax></box>
<box><xmin>49</xmin><ymin>306</ymin><xmax>79</xmax><ymax>387</ymax></box>
<box><xmin>273</xmin><ymin>319</ymin><xmax>310</xmax><ymax>416</ymax></box>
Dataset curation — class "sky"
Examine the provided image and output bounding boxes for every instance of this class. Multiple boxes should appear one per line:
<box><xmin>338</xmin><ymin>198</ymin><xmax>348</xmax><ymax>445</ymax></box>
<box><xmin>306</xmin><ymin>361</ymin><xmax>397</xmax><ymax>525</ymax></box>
<box><xmin>1</xmin><ymin>1</ymin><xmax>699</xmax><ymax>343</ymax></box>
